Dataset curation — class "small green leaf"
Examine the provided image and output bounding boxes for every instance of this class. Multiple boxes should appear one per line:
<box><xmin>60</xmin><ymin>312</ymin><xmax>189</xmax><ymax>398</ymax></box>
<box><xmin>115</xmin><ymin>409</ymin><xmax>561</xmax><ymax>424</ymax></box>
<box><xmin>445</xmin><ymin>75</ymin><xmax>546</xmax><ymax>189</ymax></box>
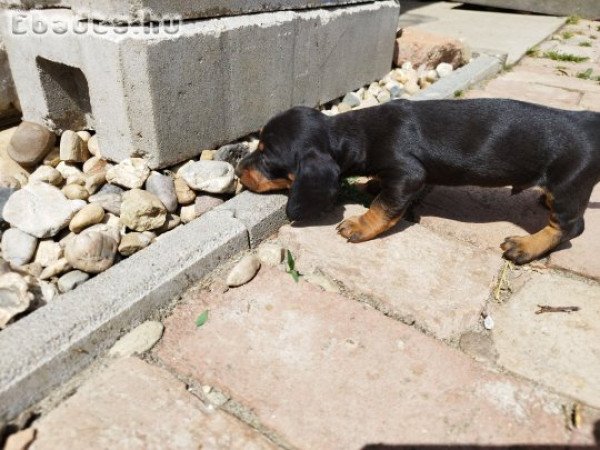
<box><xmin>289</xmin><ymin>269</ymin><xmax>300</xmax><ymax>283</ymax></box>
<box><xmin>286</xmin><ymin>250</ymin><xmax>295</xmax><ymax>271</ymax></box>
<box><xmin>195</xmin><ymin>310</ymin><xmax>209</xmax><ymax>327</ymax></box>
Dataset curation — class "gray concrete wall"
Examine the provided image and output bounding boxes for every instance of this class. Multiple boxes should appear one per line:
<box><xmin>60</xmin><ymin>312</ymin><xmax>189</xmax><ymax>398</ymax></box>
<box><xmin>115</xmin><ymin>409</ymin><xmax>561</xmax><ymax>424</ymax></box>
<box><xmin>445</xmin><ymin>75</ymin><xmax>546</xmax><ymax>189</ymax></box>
<box><xmin>0</xmin><ymin>1</ymin><xmax>399</xmax><ymax>168</ymax></box>
<box><xmin>460</xmin><ymin>0</ymin><xmax>600</xmax><ymax>19</ymax></box>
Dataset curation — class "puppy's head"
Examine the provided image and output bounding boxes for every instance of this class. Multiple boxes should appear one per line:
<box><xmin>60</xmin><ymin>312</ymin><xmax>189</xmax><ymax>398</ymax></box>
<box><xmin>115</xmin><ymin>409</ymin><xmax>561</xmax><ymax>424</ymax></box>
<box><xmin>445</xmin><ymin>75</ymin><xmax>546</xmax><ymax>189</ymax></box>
<box><xmin>236</xmin><ymin>106</ymin><xmax>340</xmax><ymax>221</ymax></box>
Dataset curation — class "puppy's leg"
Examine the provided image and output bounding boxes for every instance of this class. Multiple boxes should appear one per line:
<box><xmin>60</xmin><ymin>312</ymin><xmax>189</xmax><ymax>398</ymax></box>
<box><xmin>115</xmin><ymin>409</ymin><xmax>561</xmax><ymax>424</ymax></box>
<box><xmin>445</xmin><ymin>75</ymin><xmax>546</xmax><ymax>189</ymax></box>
<box><xmin>337</xmin><ymin>166</ymin><xmax>425</xmax><ymax>243</ymax></box>
<box><xmin>501</xmin><ymin>187</ymin><xmax>589</xmax><ymax>264</ymax></box>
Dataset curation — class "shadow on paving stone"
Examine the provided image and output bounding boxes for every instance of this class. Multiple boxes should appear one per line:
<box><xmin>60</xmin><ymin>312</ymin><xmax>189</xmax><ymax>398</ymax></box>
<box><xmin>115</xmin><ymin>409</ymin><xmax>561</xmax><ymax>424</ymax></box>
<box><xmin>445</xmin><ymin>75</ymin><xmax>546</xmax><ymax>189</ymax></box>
<box><xmin>414</xmin><ymin>186</ymin><xmax>548</xmax><ymax>233</ymax></box>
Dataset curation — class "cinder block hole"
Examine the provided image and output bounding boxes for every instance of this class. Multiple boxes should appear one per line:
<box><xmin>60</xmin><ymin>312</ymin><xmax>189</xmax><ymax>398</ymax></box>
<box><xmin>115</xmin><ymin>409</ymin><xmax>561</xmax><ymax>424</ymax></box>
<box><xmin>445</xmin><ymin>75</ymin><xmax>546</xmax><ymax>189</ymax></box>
<box><xmin>36</xmin><ymin>57</ymin><xmax>93</xmax><ymax>130</ymax></box>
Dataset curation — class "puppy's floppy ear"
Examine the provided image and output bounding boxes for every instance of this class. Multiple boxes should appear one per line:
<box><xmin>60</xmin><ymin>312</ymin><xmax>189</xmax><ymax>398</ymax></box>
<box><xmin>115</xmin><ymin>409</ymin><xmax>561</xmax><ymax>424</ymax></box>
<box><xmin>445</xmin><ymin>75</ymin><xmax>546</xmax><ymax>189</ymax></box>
<box><xmin>286</xmin><ymin>148</ymin><xmax>340</xmax><ymax>221</ymax></box>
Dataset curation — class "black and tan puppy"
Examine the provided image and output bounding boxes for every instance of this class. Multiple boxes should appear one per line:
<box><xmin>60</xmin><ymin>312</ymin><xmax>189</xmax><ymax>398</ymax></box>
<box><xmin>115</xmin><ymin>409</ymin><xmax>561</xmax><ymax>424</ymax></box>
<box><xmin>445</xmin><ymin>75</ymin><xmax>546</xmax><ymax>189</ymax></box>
<box><xmin>235</xmin><ymin>99</ymin><xmax>600</xmax><ymax>264</ymax></box>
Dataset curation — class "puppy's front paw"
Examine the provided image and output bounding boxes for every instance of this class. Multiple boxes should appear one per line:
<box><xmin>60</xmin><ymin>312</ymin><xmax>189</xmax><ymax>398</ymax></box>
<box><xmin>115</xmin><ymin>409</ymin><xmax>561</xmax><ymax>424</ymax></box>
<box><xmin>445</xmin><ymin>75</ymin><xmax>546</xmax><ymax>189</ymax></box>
<box><xmin>336</xmin><ymin>216</ymin><xmax>369</xmax><ymax>243</ymax></box>
<box><xmin>500</xmin><ymin>236</ymin><xmax>536</xmax><ymax>265</ymax></box>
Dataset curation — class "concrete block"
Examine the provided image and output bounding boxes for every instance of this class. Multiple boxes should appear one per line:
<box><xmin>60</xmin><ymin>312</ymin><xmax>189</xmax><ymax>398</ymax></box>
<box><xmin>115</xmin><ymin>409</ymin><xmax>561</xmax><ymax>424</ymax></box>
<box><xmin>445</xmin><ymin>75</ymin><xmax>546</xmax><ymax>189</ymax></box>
<box><xmin>460</xmin><ymin>0</ymin><xmax>600</xmax><ymax>20</ymax></box>
<box><xmin>216</xmin><ymin>190</ymin><xmax>288</xmax><ymax>247</ymax></box>
<box><xmin>0</xmin><ymin>1</ymin><xmax>399</xmax><ymax>168</ymax></box>
<box><xmin>0</xmin><ymin>208</ymin><xmax>248</xmax><ymax>421</ymax></box>
<box><xmin>0</xmin><ymin>39</ymin><xmax>19</xmax><ymax>118</ymax></box>
<box><xmin>70</xmin><ymin>0</ymin><xmax>370</xmax><ymax>23</ymax></box>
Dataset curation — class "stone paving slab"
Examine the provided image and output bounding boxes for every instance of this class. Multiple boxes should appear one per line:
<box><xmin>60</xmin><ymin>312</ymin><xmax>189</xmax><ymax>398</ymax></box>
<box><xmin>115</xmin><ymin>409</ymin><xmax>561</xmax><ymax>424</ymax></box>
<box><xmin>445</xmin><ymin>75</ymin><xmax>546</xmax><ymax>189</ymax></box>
<box><xmin>398</xmin><ymin>1</ymin><xmax>565</xmax><ymax>65</ymax></box>
<box><xmin>491</xmin><ymin>272</ymin><xmax>600</xmax><ymax>409</ymax></box>
<box><xmin>414</xmin><ymin>186</ymin><xmax>548</xmax><ymax>253</ymax></box>
<box><xmin>155</xmin><ymin>267</ymin><xmax>592</xmax><ymax>448</ymax></box>
<box><xmin>277</xmin><ymin>205</ymin><xmax>501</xmax><ymax>340</ymax></box>
<box><xmin>29</xmin><ymin>357</ymin><xmax>278</xmax><ymax>450</ymax></box>
<box><xmin>549</xmin><ymin>185</ymin><xmax>600</xmax><ymax>280</ymax></box>
<box><xmin>477</xmin><ymin>78</ymin><xmax>583</xmax><ymax>109</ymax></box>
<box><xmin>580</xmin><ymin>91</ymin><xmax>600</xmax><ymax>111</ymax></box>
<box><xmin>502</xmin><ymin>68</ymin><xmax>600</xmax><ymax>94</ymax></box>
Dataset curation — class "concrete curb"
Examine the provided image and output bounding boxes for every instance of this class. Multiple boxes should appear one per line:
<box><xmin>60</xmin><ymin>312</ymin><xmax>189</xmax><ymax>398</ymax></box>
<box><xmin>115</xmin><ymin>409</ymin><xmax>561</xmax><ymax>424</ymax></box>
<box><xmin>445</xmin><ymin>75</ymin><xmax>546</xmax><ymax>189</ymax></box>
<box><xmin>411</xmin><ymin>52</ymin><xmax>506</xmax><ymax>101</ymax></box>
<box><xmin>0</xmin><ymin>191</ymin><xmax>287</xmax><ymax>421</ymax></box>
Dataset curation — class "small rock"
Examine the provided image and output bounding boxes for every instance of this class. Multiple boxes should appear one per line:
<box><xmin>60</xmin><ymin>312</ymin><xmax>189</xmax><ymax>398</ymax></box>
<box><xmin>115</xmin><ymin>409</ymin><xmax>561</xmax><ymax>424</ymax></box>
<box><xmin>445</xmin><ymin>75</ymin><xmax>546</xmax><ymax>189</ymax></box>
<box><xmin>200</xmin><ymin>150</ymin><xmax>215</xmax><ymax>160</ymax></box>
<box><xmin>57</xmin><ymin>270</ymin><xmax>89</xmax><ymax>293</ymax></box>
<box><xmin>3</xmin><ymin>427</ymin><xmax>36</xmax><ymax>450</ymax></box>
<box><xmin>0</xmin><ymin>272</ymin><xmax>33</xmax><ymax>328</ymax></box>
<box><xmin>60</xmin><ymin>130</ymin><xmax>89</xmax><ymax>163</ymax></box>
<box><xmin>377</xmin><ymin>90</ymin><xmax>391</xmax><ymax>104</ymax></box>
<box><xmin>84</xmin><ymin>171</ymin><xmax>107</xmax><ymax>195</ymax></box>
<box><xmin>38</xmin><ymin>280</ymin><xmax>59</xmax><ymax>303</ymax></box>
<box><xmin>19</xmin><ymin>262</ymin><xmax>42</xmax><ymax>278</ymax></box>
<box><xmin>7</xmin><ymin>121</ymin><xmax>55</xmax><ymax>167</ymax></box>
<box><xmin>86</xmin><ymin>223</ymin><xmax>121</xmax><ymax>245</ymax></box>
<box><xmin>108</xmin><ymin>321</ymin><xmax>164</xmax><ymax>357</ymax></box>
<box><xmin>401</xmin><ymin>61</ymin><xmax>413</xmax><ymax>70</ymax></box>
<box><xmin>87</xmin><ymin>134</ymin><xmax>100</xmax><ymax>156</ymax></box>
<box><xmin>177</xmin><ymin>160</ymin><xmax>236</xmax><ymax>194</ymax></box>
<box><xmin>337</xmin><ymin>102</ymin><xmax>352</xmax><ymax>113</ymax></box>
<box><xmin>436</xmin><ymin>62</ymin><xmax>453</xmax><ymax>78</ymax></box>
<box><xmin>257</xmin><ymin>242</ymin><xmax>284</xmax><ymax>266</ymax></box>
<box><xmin>145</xmin><ymin>171</ymin><xmax>177</xmax><ymax>213</ymax></box>
<box><xmin>120</xmin><ymin>189</ymin><xmax>167</xmax><ymax>231</ymax></box>
<box><xmin>97</xmin><ymin>183</ymin><xmax>125</xmax><ymax>196</ymax></box>
<box><xmin>70</xmin><ymin>203</ymin><xmax>105</xmax><ymax>233</ymax></box>
<box><xmin>385</xmin><ymin>81</ymin><xmax>404</xmax><ymax>99</ymax></box>
<box><xmin>83</xmin><ymin>156</ymin><xmax>108</xmax><ymax>174</ymax></box>
<box><xmin>367</xmin><ymin>82</ymin><xmax>381</xmax><ymax>97</ymax></box>
<box><xmin>342</xmin><ymin>91</ymin><xmax>361</xmax><ymax>108</ymax></box>
<box><xmin>179</xmin><ymin>204</ymin><xmax>199</xmax><ymax>224</ymax></box>
<box><xmin>118</xmin><ymin>232</ymin><xmax>153</xmax><ymax>256</ymax></box>
<box><xmin>392</xmin><ymin>68</ymin><xmax>410</xmax><ymax>84</ymax></box>
<box><xmin>88</xmin><ymin>192</ymin><xmax>122</xmax><ymax>216</ymax></box>
<box><xmin>29</xmin><ymin>166</ymin><xmax>63</xmax><ymax>186</ymax></box>
<box><xmin>106</xmin><ymin>158</ymin><xmax>150</xmax><ymax>189</ymax></box>
<box><xmin>39</xmin><ymin>258</ymin><xmax>71</xmax><ymax>280</ymax></box>
<box><xmin>404</xmin><ymin>81</ymin><xmax>420</xmax><ymax>95</ymax></box>
<box><xmin>77</xmin><ymin>130</ymin><xmax>92</xmax><ymax>142</ymax></box>
<box><xmin>303</xmin><ymin>271</ymin><xmax>340</xmax><ymax>293</ymax></box>
<box><xmin>156</xmin><ymin>213</ymin><xmax>181</xmax><ymax>233</ymax></box>
<box><xmin>56</xmin><ymin>161</ymin><xmax>83</xmax><ymax>180</ymax></box>
<box><xmin>65</xmin><ymin>230</ymin><xmax>118</xmax><ymax>273</ymax></box>
<box><xmin>0</xmin><ymin>174</ymin><xmax>20</xmax><ymax>190</ymax></box>
<box><xmin>426</xmin><ymin>69</ymin><xmax>439</xmax><ymax>82</ymax></box>
<box><xmin>34</xmin><ymin>240</ymin><xmax>63</xmax><ymax>267</ymax></box>
<box><xmin>355</xmin><ymin>97</ymin><xmax>379</xmax><ymax>110</ymax></box>
<box><xmin>194</xmin><ymin>195</ymin><xmax>224</xmax><ymax>216</ymax></box>
<box><xmin>42</xmin><ymin>147</ymin><xmax>61</xmax><ymax>167</ymax></box>
<box><xmin>483</xmin><ymin>314</ymin><xmax>494</xmax><ymax>330</ymax></box>
<box><xmin>394</xmin><ymin>28</ymin><xmax>468</xmax><ymax>69</ymax></box>
<box><xmin>173</xmin><ymin>177</ymin><xmax>196</xmax><ymax>205</ymax></box>
<box><xmin>226</xmin><ymin>254</ymin><xmax>261</xmax><ymax>287</ymax></box>
<box><xmin>62</xmin><ymin>184</ymin><xmax>89</xmax><ymax>201</ymax></box>
<box><xmin>214</xmin><ymin>143</ymin><xmax>250</xmax><ymax>167</ymax></box>
<box><xmin>1</xmin><ymin>228</ymin><xmax>38</xmax><ymax>266</ymax></box>
<box><xmin>66</xmin><ymin>173</ymin><xmax>86</xmax><ymax>186</ymax></box>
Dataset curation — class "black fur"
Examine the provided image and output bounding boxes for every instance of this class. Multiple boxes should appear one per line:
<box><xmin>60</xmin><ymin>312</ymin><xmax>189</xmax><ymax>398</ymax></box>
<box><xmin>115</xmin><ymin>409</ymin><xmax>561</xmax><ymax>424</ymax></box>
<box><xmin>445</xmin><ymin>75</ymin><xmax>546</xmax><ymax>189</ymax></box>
<box><xmin>237</xmin><ymin>98</ymin><xmax>600</xmax><ymax>242</ymax></box>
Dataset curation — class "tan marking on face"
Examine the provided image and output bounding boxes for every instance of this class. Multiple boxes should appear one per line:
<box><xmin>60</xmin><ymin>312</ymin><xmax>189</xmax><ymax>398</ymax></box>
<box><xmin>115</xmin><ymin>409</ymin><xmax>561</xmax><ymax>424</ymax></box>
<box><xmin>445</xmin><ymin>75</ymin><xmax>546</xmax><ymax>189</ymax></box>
<box><xmin>238</xmin><ymin>168</ymin><xmax>292</xmax><ymax>193</ymax></box>
<box><xmin>336</xmin><ymin>200</ymin><xmax>402</xmax><ymax>243</ymax></box>
<box><xmin>257</xmin><ymin>141</ymin><xmax>265</xmax><ymax>152</ymax></box>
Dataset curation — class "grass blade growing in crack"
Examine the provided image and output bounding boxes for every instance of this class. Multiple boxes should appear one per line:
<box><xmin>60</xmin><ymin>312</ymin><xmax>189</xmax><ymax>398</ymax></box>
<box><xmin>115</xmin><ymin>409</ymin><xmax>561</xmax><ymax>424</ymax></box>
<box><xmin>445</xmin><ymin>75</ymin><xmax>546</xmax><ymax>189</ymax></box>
<box><xmin>286</xmin><ymin>250</ymin><xmax>301</xmax><ymax>283</ymax></box>
<box><xmin>195</xmin><ymin>310</ymin><xmax>209</xmax><ymax>327</ymax></box>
